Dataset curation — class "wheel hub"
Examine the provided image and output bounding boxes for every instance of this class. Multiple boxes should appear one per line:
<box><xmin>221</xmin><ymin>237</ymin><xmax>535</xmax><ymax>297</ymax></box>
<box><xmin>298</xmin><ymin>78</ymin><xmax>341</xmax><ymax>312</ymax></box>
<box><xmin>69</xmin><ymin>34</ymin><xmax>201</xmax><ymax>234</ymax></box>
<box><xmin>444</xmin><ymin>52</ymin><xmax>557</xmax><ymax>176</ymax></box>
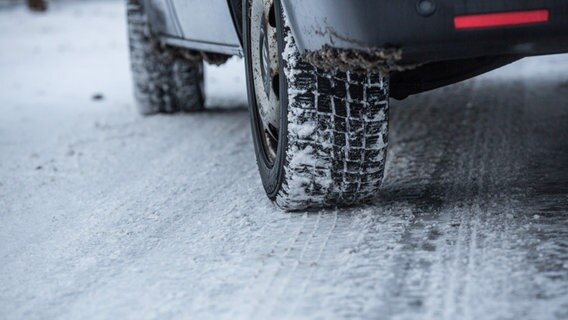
<box><xmin>251</xmin><ymin>0</ymin><xmax>280</xmax><ymax>163</ymax></box>
<box><xmin>259</xmin><ymin>24</ymin><xmax>271</xmax><ymax>100</ymax></box>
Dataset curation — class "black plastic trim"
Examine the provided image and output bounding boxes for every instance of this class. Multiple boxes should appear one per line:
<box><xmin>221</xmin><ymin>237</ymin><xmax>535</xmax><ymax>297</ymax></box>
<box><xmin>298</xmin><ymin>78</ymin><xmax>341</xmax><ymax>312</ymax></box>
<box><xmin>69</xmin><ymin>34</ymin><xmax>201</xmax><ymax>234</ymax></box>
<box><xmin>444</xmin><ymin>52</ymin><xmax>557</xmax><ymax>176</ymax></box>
<box><xmin>227</xmin><ymin>0</ymin><xmax>244</xmax><ymax>48</ymax></box>
<box><xmin>390</xmin><ymin>56</ymin><xmax>521</xmax><ymax>99</ymax></box>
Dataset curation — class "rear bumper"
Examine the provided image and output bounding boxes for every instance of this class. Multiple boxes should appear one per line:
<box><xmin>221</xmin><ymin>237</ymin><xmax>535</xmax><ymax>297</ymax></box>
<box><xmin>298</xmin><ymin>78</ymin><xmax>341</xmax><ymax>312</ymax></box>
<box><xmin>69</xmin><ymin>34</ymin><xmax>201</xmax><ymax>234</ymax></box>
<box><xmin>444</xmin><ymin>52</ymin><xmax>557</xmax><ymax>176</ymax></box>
<box><xmin>281</xmin><ymin>0</ymin><xmax>568</xmax><ymax>63</ymax></box>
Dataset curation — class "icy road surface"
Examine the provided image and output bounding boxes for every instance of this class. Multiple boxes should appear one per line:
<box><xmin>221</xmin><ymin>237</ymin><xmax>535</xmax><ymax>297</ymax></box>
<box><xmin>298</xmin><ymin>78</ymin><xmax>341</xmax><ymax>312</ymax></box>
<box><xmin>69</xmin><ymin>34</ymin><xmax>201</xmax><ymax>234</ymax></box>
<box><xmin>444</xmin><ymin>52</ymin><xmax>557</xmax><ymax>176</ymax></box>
<box><xmin>1</xmin><ymin>1</ymin><xmax>567</xmax><ymax>320</ymax></box>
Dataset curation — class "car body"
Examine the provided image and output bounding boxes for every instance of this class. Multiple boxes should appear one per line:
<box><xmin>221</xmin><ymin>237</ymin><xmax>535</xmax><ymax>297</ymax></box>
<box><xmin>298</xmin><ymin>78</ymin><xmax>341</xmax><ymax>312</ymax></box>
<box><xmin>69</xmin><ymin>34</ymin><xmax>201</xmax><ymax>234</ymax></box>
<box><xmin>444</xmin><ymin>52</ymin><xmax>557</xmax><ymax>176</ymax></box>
<box><xmin>128</xmin><ymin>0</ymin><xmax>568</xmax><ymax>210</ymax></box>
<box><xmin>143</xmin><ymin>0</ymin><xmax>568</xmax><ymax>98</ymax></box>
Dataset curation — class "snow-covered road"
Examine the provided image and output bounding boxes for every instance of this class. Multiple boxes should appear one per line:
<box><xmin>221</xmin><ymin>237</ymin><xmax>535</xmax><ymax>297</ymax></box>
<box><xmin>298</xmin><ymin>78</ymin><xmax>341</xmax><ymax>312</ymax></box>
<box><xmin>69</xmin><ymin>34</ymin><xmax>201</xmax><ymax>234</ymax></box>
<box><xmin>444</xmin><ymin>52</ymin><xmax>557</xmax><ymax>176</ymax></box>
<box><xmin>1</xmin><ymin>1</ymin><xmax>567</xmax><ymax>319</ymax></box>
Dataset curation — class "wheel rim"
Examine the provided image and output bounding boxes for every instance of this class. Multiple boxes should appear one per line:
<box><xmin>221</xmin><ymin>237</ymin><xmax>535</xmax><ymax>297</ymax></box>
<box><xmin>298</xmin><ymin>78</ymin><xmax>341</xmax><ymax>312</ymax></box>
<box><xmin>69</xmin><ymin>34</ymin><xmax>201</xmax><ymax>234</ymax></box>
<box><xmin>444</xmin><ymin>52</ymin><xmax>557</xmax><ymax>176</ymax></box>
<box><xmin>251</xmin><ymin>0</ymin><xmax>280</xmax><ymax>164</ymax></box>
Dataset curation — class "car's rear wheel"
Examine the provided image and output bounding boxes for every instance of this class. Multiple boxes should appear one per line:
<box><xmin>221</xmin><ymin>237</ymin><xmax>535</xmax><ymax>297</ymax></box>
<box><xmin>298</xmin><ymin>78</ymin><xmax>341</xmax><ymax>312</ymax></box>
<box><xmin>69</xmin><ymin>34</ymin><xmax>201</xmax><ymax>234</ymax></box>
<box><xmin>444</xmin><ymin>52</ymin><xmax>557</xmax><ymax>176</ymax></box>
<box><xmin>244</xmin><ymin>0</ymin><xmax>391</xmax><ymax>210</ymax></box>
<box><xmin>126</xmin><ymin>0</ymin><xmax>205</xmax><ymax>114</ymax></box>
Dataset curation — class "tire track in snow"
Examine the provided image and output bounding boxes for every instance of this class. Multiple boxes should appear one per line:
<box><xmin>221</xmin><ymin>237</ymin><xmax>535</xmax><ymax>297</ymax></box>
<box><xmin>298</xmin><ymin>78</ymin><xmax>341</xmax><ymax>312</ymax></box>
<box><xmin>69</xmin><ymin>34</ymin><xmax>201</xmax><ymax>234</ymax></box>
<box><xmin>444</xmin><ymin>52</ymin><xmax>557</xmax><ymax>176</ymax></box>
<box><xmin>354</xmin><ymin>83</ymin><xmax>478</xmax><ymax>319</ymax></box>
<box><xmin>286</xmin><ymin>210</ymin><xmax>338</xmax><ymax>319</ymax></box>
<box><xmin>389</xmin><ymin>79</ymin><xmax>489</xmax><ymax>320</ymax></box>
<box><xmin>247</xmin><ymin>212</ymin><xmax>310</xmax><ymax>318</ymax></box>
<box><xmin>219</xmin><ymin>204</ymin><xmax>295</xmax><ymax>316</ymax></box>
<box><xmin>424</xmin><ymin>76</ymin><xmax>551</xmax><ymax>320</ymax></box>
<box><xmin>460</xmin><ymin>80</ymin><xmax>516</xmax><ymax>320</ymax></box>
<box><xmin>259</xmin><ymin>211</ymin><xmax>324</xmax><ymax>318</ymax></box>
<box><xmin>441</xmin><ymin>90</ymin><xmax>487</xmax><ymax>320</ymax></box>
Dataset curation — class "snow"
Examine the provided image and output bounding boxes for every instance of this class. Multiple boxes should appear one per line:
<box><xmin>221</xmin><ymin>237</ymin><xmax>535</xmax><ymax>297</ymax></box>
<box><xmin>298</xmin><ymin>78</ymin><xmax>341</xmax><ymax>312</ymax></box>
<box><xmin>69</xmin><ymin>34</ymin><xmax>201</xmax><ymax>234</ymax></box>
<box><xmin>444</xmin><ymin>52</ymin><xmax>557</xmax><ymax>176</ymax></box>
<box><xmin>1</xmin><ymin>1</ymin><xmax>568</xmax><ymax>320</ymax></box>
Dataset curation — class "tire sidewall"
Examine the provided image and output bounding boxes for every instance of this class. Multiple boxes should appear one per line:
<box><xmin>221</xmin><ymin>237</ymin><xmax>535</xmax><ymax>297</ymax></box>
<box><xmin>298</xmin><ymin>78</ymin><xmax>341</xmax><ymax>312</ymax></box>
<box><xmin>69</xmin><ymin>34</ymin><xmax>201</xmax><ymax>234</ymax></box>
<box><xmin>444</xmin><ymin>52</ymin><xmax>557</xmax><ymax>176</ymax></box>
<box><xmin>244</xmin><ymin>0</ymin><xmax>288</xmax><ymax>200</ymax></box>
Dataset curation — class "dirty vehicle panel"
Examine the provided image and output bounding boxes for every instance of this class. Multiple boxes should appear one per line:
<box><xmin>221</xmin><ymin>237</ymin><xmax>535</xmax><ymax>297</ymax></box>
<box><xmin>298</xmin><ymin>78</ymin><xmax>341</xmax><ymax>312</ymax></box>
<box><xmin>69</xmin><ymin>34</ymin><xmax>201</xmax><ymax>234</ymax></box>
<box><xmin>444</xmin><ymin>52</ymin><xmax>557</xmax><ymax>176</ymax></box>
<box><xmin>143</xmin><ymin>0</ymin><xmax>241</xmax><ymax>55</ymax></box>
<box><xmin>282</xmin><ymin>0</ymin><xmax>568</xmax><ymax>63</ymax></box>
<box><xmin>127</xmin><ymin>0</ymin><xmax>568</xmax><ymax>210</ymax></box>
<box><xmin>170</xmin><ymin>0</ymin><xmax>240</xmax><ymax>54</ymax></box>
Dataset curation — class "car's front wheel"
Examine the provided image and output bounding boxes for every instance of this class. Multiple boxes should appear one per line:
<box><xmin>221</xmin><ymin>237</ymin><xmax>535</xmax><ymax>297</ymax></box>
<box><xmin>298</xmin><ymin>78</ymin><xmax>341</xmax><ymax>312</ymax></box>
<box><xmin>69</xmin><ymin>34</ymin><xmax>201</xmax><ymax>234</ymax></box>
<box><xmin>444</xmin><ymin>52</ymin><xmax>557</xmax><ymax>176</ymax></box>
<box><xmin>126</xmin><ymin>0</ymin><xmax>205</xmax><ymax>114</ymax></box>
<box><xmin>244</xmin><ymin>0</ymin><xmax>391</xmax><ymax>210</ymax></box>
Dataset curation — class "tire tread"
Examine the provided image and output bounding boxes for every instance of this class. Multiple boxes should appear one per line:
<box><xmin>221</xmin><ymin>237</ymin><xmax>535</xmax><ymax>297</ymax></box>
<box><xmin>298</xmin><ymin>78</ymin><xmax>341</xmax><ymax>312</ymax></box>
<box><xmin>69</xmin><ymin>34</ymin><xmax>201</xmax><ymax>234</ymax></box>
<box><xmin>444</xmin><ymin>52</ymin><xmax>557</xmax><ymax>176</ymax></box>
<box><xmin>275</xmin><ymin>30</ymin><xmax>389</xmax><ymax>210</ymax></box>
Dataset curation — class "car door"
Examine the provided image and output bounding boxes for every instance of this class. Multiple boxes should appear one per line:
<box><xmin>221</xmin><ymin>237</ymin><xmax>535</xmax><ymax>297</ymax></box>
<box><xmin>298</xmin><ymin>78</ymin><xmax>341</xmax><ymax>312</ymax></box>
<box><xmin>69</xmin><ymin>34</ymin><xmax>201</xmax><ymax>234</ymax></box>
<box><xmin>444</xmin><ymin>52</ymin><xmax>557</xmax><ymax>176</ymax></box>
<box><xmin>171</xmin><ymin>0</ymin><xmax>241</xmax><ymax>54</ymax></box>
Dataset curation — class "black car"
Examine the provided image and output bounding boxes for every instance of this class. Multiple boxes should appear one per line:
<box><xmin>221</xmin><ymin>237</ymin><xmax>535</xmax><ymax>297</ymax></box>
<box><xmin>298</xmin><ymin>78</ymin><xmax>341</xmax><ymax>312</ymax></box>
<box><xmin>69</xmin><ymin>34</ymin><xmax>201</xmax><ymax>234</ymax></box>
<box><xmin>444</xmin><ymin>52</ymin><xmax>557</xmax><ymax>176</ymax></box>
<box><xmin>126</xmin><ymin>0</ymin><xmax>568</xmax><ymax>210</ymax></box>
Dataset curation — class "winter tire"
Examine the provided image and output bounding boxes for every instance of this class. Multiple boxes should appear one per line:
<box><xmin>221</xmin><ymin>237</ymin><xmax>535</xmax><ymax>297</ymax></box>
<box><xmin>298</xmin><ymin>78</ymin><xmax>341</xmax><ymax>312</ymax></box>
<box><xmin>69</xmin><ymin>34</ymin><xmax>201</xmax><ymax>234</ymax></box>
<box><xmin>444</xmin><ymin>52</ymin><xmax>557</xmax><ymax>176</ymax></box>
<box><xmin>126</xmin><ymin>0</ymin><xmax>205</xmax><ymax>114</ymax></box>
<box><xmin>244</xmin><ymin>0</ymin><xmax>391</xmax><ymax>211</ymax></box>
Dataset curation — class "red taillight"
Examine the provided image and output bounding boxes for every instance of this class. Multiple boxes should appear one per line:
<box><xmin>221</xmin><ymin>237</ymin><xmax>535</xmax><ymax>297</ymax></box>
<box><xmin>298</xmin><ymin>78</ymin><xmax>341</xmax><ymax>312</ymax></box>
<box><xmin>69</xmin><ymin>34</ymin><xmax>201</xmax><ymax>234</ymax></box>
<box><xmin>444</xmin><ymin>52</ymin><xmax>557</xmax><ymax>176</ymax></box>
<box><xmin>454</xmin><ymin>9</ymin><xmax>550</xmax><ymax>30</ymax></box>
